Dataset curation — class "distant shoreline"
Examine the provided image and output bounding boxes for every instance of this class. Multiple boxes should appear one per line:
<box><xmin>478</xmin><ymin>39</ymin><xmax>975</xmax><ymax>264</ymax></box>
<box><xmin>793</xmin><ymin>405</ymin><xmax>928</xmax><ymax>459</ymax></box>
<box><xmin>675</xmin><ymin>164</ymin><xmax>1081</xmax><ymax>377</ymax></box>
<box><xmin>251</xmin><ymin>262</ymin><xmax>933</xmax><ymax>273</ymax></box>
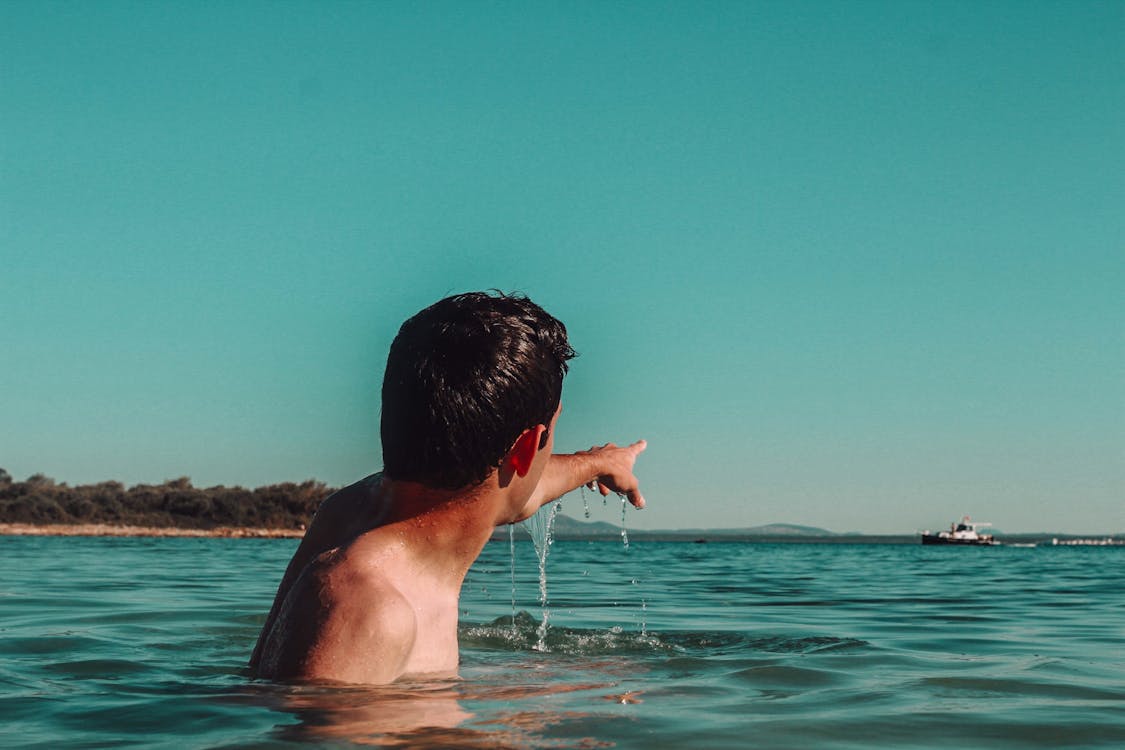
<box><xmin>3</xmin><ymin>522</ymin><xmax>915</xmax><ymax>543</ymax></box>
<box><xmin>3</xmin><ymin>523</ymin><xmax>1120</xmax><ymax>545</ymax></box>
<box><xmin>0</xmin><ymin>523</ymin><xmax>304</xmax><ymax>538</ymax></box>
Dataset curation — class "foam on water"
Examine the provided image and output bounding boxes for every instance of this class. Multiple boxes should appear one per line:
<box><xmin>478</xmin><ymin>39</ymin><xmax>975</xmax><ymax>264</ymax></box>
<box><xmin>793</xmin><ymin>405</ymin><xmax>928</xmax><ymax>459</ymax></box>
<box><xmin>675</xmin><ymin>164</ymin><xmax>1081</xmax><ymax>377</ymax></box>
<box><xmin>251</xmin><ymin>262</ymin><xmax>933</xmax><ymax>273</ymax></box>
<box><xmin>459</xmin><ymin>613</ymin><xmax>868</xmax><ymax>658</ymax></box>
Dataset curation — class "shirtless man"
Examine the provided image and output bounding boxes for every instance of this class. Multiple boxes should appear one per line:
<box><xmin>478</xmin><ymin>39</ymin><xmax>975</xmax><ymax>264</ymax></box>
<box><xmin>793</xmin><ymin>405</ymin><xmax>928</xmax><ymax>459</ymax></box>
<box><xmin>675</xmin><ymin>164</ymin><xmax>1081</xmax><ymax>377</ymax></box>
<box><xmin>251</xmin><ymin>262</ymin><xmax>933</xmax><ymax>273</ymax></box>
<box><xmin>250</xmin><ymin>291</ymin><xmax>646</xmax><ymax>684</ymax></box>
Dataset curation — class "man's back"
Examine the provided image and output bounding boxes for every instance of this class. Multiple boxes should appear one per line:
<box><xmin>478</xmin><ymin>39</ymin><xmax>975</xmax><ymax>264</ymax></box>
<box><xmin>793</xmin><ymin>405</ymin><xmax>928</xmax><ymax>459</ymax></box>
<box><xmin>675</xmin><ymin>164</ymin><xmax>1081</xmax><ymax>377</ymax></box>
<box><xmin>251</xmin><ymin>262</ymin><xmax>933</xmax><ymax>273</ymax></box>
<box><xmin>251</xmin><ymin>474</ymin><xmax>482</xmax><ymax>683</ymax></box>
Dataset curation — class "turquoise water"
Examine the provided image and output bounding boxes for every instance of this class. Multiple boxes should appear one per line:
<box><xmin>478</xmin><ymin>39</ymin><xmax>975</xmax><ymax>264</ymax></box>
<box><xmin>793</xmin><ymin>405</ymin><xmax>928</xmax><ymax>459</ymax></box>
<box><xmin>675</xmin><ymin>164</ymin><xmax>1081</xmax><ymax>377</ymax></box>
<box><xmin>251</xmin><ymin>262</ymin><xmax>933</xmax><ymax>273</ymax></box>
<box><xmin>2</xmin><ymin>535</ymin><xmax>1123</xmax><ymax>748</ymax></box>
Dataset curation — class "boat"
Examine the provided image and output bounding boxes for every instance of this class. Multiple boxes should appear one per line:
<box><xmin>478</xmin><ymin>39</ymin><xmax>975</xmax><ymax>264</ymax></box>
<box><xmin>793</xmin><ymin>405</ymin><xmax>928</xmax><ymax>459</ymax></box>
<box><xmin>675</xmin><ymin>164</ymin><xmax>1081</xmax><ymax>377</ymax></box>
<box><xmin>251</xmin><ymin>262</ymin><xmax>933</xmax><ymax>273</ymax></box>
<box><xmin>921</xmin><ymin>516</ymin><xmax>996</xmax><ymax>546</ymax></box>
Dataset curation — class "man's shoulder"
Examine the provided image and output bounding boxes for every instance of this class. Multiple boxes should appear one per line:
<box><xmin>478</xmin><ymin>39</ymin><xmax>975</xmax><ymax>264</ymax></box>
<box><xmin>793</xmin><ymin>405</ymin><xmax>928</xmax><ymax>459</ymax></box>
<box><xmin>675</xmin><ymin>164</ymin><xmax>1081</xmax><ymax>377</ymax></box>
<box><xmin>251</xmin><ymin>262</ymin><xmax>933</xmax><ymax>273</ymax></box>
<box><xmin>317</xmin><ymin>530</ymin><xmax>408</xmax><ymax>611</ymax></box>
<box><xmin>301</xmin><ymin>549</ymin><xmax>417</xmax><ymax>682</ymax></box>
<box><xmin>340</xmin><ymin>568</ymin><xmax>415</xmax><ymax>637</ymax></box>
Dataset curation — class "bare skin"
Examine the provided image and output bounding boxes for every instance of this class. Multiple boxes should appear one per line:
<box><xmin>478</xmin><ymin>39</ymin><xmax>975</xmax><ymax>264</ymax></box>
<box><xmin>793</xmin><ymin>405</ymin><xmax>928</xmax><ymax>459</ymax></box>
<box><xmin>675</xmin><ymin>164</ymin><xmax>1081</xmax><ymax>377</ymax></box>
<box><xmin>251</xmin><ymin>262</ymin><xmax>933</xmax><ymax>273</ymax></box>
<box><xmin>251</xmin><ymin>408</ymin><xmax>646</xmax><ymax>685</ymax></box>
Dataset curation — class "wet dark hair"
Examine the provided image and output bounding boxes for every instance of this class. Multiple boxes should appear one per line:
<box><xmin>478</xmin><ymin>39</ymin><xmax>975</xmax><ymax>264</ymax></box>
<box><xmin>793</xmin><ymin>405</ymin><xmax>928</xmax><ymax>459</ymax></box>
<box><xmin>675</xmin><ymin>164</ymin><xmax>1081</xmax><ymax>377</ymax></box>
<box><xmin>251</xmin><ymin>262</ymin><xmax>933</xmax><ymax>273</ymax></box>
<box><xmin>380</xmin><ymin>291</ymin><xmax>576</xmax><ymax>489</ymax></box>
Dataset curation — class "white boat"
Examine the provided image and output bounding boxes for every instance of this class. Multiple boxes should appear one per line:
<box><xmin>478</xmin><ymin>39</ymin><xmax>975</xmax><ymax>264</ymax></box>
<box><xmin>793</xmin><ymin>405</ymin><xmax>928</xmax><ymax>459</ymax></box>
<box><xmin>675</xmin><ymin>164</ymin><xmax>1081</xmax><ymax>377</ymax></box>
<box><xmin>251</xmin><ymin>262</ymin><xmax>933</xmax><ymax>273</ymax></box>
<box><xmin>921</xmin><ymin>516</ymin><xmax>995</xmax><ymax>546</ymax></box>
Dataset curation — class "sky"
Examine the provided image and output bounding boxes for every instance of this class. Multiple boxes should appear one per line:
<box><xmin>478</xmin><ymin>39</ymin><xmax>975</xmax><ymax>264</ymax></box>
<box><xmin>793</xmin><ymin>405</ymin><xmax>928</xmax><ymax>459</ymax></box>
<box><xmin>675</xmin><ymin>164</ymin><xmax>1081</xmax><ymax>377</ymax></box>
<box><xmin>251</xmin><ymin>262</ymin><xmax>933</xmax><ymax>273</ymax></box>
<box><xmin>1</xmin><ymin>1</ymin><xmax>1122</xmax><ymax>534</ymax></box>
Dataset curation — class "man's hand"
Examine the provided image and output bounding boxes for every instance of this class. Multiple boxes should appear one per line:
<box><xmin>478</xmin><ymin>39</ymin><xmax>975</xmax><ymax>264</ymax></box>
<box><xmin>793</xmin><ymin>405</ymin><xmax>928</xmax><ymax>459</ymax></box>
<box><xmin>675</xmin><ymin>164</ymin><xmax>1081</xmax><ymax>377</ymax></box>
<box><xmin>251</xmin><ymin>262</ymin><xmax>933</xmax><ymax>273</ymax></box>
<box><xmin>518</xmin><ymin>439</ymin><xmax>647</xmax><ymax>522</ymax></box>
<box><xmin>578</xmin><ymin>440</ymin><xmax>647</xmax><ymax>509</ymax></box>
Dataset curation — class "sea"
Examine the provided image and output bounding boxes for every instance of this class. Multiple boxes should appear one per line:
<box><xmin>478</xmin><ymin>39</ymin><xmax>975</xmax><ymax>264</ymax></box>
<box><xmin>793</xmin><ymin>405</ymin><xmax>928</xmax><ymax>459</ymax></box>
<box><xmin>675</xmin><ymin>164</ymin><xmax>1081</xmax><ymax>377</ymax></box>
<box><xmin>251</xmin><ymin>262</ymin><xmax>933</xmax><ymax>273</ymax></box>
<box><xmin>2</xmin><ymin>526</ymin><xmax>1124</xmax><ymax>748</ymax></box>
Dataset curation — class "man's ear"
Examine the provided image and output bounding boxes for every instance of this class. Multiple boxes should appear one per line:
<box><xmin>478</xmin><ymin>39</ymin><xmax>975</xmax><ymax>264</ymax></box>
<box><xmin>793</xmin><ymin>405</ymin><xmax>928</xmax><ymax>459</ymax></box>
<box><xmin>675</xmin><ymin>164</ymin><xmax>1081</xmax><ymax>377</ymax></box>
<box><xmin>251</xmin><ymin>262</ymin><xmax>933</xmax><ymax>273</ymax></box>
<box><xmin>507</xmin><ymin>425</ymin><xmax>546</xmax><ymax>478</ymax></box>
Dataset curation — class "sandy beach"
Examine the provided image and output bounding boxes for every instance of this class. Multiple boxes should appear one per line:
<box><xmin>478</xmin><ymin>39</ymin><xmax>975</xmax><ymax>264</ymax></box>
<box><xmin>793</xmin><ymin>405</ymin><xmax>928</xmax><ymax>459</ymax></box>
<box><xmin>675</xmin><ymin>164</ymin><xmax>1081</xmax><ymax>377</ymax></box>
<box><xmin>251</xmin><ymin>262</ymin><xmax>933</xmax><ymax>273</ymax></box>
<box><xmin>0</xmin><ymin>523</ymin><xmax>304</xmax><ymax>538</ymax></box>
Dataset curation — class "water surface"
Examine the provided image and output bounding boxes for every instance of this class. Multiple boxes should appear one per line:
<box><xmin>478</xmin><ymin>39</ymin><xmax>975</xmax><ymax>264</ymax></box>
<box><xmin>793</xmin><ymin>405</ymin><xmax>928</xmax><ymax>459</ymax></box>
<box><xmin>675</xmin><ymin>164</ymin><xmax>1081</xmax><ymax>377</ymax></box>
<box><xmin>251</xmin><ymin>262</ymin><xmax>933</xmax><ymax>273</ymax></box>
<box><xmin>2</xmin><ymin>535</ymin><xmax>1123</xmax><ymax>748</ymax></box>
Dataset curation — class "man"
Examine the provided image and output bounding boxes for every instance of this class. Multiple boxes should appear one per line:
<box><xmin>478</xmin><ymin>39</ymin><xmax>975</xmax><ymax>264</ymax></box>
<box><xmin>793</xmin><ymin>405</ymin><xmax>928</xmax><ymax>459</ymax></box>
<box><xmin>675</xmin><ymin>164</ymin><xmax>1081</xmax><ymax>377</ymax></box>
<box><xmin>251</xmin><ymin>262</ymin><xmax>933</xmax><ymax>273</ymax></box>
<box><xmin>250</xmin><ymin>291</ymin><xmax>646</xmax><ymax>684</ymax></box>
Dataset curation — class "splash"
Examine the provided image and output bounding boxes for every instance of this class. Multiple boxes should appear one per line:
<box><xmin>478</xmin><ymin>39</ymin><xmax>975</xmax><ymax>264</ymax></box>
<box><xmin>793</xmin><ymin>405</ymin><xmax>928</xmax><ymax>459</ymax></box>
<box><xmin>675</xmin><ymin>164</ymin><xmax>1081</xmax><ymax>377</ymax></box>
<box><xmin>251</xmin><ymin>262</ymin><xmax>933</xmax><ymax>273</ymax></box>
<box><xmin>521</xmin><ymin>501</ymin><xmax>562</xmax><ymax>651</ymax></box>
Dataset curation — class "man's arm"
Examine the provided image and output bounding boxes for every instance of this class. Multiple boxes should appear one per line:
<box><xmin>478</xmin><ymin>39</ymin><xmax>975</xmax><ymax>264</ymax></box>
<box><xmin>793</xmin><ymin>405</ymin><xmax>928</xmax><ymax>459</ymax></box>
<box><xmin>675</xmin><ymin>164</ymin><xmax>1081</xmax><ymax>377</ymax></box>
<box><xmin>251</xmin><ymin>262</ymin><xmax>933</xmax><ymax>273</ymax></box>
<box><xmin>249</xmin><ymin>511</ymin><xmax>336</xmax><ymax>670</ymax></box>
<box><xmin>513</xmin><ymin>439</ymin><xmax>647</xmax><ymax>523</ymax></box>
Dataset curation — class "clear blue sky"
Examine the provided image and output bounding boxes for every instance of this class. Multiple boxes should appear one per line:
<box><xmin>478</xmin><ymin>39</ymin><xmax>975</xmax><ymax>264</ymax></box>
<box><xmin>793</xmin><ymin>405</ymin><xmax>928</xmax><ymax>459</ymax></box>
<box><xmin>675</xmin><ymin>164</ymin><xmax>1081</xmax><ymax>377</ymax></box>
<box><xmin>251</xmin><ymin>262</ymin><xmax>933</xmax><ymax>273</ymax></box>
<box><xmin>2</xmin><ymin>2</ymin><xmax>1122</xmax><ymax>534</ymax></box>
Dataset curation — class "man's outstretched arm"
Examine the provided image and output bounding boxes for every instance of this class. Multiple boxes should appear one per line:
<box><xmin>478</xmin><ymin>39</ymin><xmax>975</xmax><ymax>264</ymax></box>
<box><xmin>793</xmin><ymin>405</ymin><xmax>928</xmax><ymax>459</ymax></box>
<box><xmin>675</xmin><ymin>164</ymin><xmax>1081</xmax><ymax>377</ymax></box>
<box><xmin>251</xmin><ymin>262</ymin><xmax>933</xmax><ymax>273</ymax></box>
<box><xmin>514</xmin><ymin>439</ymin><xmax>647</xmax><ymax>522</ymax></box>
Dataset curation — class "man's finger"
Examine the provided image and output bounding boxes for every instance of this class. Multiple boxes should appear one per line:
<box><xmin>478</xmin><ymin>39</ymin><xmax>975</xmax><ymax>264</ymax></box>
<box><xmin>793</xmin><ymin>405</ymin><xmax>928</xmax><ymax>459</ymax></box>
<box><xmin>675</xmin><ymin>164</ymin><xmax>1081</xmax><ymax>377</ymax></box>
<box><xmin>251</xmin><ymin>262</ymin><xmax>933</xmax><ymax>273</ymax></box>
<box><xmin>629</xmin><ymin>489</ymin><xmax>646</xmax><ymax>509</ymax></box>
<box><xmin>629</xmin><ymin>439</ymin><xmax>648</xmax><ymax>455</ymax></box>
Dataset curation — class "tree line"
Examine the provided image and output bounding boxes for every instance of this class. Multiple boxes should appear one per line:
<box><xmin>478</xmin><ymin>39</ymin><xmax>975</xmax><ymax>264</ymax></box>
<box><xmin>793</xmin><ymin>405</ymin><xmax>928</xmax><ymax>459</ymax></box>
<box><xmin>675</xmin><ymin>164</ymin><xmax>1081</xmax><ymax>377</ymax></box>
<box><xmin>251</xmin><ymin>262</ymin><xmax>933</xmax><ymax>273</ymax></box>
<box><xmin>0</xmin><ymin>468</ymin><xmax>335</xmax><ymax>529</ymax></box>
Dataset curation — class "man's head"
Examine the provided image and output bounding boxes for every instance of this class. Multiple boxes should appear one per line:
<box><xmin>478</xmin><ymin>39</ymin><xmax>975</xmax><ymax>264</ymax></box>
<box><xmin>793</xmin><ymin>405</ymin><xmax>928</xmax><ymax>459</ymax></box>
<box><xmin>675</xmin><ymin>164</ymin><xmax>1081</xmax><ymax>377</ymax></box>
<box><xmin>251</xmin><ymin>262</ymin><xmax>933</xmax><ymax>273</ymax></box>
<box><xmin>380</xmin><ymin>291</ymin><xmax>576</xmax><ymax>489</ymax></box>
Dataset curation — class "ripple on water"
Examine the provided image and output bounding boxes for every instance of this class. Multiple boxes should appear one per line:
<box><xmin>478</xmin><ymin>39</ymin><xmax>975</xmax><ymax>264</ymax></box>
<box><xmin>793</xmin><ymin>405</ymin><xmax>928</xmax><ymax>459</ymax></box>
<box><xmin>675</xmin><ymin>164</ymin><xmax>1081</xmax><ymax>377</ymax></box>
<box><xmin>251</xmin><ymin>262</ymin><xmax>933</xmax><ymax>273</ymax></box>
<box><xmin>919</xmin><ymin>675</ymin><xmax>1125</xmax><ymax>702</ymax></box>
<box><xmin>728</xmin><ymin>663</ymin><xmax>845</xmax><ymax>688</ymax></box>
<box><xmin>38</xmin><ymin>659</ymin><xmax>159</xmax><ymax>680</ymax></box>
<box><xmin>0</xmin><ymin>634</ymin><xmax>112</xmax><ymax>657</ymax></box>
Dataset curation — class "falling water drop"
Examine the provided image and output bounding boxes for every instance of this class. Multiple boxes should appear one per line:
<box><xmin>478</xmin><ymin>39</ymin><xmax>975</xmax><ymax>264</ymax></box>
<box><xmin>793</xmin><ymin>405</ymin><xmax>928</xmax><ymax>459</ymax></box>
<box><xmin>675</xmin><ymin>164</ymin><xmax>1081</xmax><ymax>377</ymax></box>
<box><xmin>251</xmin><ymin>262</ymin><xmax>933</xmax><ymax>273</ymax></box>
<box><xmin>620</xmin><ymin>495</ymin><xmax>630</xmax><ymax>549</ymax></box>
<box><xmin>509</xmin><ymin>523</ymin><xmax>517</xmax><ymax>635</ymax></box>
<box><xmin>522</xmin><ymin>501</ymin><xmax>562</xmax><ymax>651</ymax></box>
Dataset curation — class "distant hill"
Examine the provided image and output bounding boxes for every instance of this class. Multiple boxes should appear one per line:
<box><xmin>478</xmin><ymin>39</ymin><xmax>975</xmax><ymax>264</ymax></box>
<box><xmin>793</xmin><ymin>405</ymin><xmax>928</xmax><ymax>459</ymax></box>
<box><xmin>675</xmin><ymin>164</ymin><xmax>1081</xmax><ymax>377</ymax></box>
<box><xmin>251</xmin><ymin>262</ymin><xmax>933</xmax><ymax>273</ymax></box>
<box><xmin>494</xmin><ymin>515</ymin><xmax>838</xmax><ymax>541</ymax></box>
<box><xmin>704</xmin><ymin>523</ymin><xmax>837</xmax><ymax>537</ymax></box>
<box><xmin>552</xmin><ymin>513</ymin><xmax>620</xmax><ymax>536</ymax></box>
<box><xmin>496</xmin><ymin>513</ymin><xmax>621</xmax><ymax>540</ymax></box>
<box><xmin>503</xmin><ymin>516</ymin><xmax>1125</xmax><ymax>545</ymax></box>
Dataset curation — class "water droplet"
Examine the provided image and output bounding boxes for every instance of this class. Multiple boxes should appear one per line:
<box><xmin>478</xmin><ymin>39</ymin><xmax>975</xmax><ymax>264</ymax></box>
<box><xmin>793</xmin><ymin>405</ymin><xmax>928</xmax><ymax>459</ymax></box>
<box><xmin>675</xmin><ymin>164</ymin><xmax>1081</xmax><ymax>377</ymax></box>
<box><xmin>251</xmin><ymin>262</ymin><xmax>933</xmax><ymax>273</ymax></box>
<box><xmin>508</xmin><ymin>524</ymin><xmax>517</xmax><ymax>635</ymax></box>
<box><xmin>620</xmin><ymin>496</ymin><xmax>630</xmax><ymax>549</ymax></box>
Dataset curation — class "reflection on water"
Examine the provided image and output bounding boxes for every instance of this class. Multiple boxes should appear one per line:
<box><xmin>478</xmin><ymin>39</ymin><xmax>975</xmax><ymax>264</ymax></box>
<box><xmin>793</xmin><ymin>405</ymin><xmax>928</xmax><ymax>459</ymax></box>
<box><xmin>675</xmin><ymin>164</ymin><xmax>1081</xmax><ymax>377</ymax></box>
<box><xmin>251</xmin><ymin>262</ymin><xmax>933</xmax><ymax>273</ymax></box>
<box><xmin>249</xmin><ymin>629</ymin><xmax>639</xmax><ymax>748</ymax></box>
<box><xmin>268</xmin><ymin>681</ymin><xmax>477</xmax><ymax>747</ymax></box>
